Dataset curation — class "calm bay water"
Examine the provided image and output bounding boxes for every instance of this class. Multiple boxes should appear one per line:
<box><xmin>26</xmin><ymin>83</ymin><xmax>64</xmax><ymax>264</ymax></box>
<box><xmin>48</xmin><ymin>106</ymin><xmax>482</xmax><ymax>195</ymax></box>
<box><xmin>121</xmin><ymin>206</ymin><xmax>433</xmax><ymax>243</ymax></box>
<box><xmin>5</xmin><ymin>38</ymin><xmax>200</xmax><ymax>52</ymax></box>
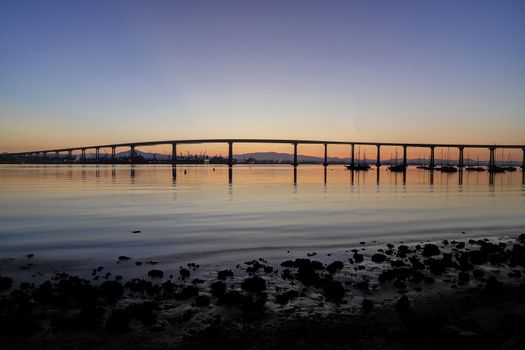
<box><xmin>0</xmin><ymin>164</ymin><xmax>524</xmax><ymax>269</ymax></box>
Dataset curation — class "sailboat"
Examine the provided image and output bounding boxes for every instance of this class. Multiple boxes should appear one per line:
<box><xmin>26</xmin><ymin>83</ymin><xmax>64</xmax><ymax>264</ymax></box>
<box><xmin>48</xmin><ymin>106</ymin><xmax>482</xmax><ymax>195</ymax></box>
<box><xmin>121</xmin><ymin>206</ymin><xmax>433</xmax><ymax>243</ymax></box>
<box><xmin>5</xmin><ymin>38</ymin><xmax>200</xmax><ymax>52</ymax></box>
<box><xmin>465</xmin><ymin>155</ymin><xmax>485</xmax><ymax>172</ymax></box>
<box><xmin>388</xmin><ymin>150</ymin><xmax>406</xmax><ymax>172</ymax></box>
<box><xmin>417</xmin><ymin>153</ymin><xmax>433</xmax><ymax>170</ymax></box>
<box><xmin>488</xmin><ymin>149</ymin><xmax>506</xmax><ymax>173</ymax></box>
<box><xmin>504</xmin><ymin>153</ymin><xmax>516</xmax><ymax>171</ymax></box>
<box><xmin>345</xmin><ymin>146</ymin><xmax>371</xmax><ymax>171</ymax></box>
<box><xmin>436</xmin><ymin>147</ymin><xmax>457</xmax><ymax>172</ymax></box>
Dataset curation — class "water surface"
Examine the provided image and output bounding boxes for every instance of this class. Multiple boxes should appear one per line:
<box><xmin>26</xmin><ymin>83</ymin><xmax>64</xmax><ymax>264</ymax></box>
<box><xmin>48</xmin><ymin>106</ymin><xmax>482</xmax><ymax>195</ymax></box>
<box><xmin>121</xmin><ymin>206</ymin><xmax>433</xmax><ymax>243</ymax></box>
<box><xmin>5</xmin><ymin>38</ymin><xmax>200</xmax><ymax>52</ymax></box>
<box><xmin>0</xmin><ymin>164</ymin><xmax>524</xmax><ymax>269</ymax></box>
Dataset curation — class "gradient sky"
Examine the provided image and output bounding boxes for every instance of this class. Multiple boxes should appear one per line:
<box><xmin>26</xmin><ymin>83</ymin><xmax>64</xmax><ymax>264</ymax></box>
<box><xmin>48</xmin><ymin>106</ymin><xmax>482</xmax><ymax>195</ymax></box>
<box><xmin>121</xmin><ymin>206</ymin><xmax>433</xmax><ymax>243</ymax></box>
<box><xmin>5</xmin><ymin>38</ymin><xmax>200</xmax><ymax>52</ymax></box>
<box><xmin>1</xmin><ymin>0</ymin><xmax>524</xmax><ymax>156</ymax></box>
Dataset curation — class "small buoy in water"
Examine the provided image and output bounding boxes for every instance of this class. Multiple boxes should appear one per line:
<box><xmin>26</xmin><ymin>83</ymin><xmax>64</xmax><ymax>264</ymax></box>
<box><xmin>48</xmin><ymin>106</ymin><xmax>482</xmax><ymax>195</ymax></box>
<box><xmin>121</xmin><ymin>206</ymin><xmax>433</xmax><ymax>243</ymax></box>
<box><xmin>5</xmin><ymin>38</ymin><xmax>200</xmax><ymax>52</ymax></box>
<box><xmin>213</xmin><ymin>168</ymin><xmax>215</xmax><ymax>171</ymax></box>
<box><xmin>184</xmin><ymin>170</ymin><xmax>187</xmax><ymax>175</ymax></box>
<box><xmin>131</xmin><ymin>230</ymin><xmax>141</xmax><ymax>234</ymax></box>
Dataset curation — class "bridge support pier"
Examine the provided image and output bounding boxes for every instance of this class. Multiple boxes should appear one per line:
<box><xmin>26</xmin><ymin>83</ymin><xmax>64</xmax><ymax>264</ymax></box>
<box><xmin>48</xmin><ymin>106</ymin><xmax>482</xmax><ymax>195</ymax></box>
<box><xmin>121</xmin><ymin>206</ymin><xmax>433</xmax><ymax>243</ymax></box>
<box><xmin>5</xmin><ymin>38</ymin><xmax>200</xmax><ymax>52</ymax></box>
<box><xmin>81</xmin><ymin>149</ymin><xmax>86</xmax><ymax>163</ymax></box>
<box><xmin>228</xmin><ymin>142</ymin><xmax>233</xmax><ymax>166</ymax></box>
<box><xmin>68</xmin><ymin>150</ymin><xmax>72</xmax><ymax>162</ymax></box>
<box><xmin>522</xmin><ymin>148</ymin><xmax>525</xmax><ymax>169</ymax></box>
<box><xmin>130</xmin><ymin>146</ymin><xmax>135</xmax><ymax>164</ymax></box>
<box><xmin>430</xmin><ymin>147</ymin><xmax>435</xmax><ymax>168</ymax></box>
<box><xmin>376</xmin><ymin>145</ymin><xmax>381</xmax><ymax>167</ymax></box>
<box><xmin>458</xmin><ymin>147</ymin><xmax>464</xmax><ymax>167</ymax></box>
<box><xmin>323</xmin><ymin>143</ymin><xmax>328</xmax><ymax>167</ymax></box>
<box><xmin>111</xmin><ymin>147</ymin><xmax>116</xmax><ymax>161</ymax></box>
<box><xmin>403</xmin><ymin>146</ymin><xmax>407</xmax><ymax>167</ymax></box>
<box><xmin>95</xmin><ymin>148</ymin><xmax>100</xmax><ymax>163</ymax></box>
<box><xmin>55</xmin><ymin>151</ymin><xmax>59</xmax><ymax>163</ymax></box>
<box><xmin>172</xmin><ymin>143</ymin><xmax>177</xmax><ymax>165</ymax></box>
<box><xmin>293</xmin><ymin>143</ymin><xmax>298</xmax><ymax>167</ymax></box>
<box><xmin>489</xmin><ymin>147</ymin><xmax>496</xmax><ymax>168</ymax></box>
<box><xmin>351</xmin><ymin>144</ymin><xmax>355</xmax><ymax>166</ymax></box>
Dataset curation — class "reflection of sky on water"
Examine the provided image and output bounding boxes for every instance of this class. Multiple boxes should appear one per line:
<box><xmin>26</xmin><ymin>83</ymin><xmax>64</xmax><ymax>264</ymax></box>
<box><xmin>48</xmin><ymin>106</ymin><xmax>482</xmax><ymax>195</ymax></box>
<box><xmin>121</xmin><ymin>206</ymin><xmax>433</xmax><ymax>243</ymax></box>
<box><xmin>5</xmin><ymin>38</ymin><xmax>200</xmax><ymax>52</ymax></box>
<box><xmin>0</xmin><ymin>165</ymin><xmax>524</xmax><ymax>266</ymax></box>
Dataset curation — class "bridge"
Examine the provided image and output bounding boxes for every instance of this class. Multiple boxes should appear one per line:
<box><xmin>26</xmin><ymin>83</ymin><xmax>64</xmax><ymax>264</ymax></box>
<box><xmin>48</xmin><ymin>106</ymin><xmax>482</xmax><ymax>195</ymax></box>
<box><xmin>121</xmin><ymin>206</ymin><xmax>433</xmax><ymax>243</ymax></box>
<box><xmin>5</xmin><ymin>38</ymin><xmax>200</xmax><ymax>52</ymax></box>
<box><xmin>5</xmin><ymin>138</ymin><xmax>525</xmax><ymax>169</ymax></box>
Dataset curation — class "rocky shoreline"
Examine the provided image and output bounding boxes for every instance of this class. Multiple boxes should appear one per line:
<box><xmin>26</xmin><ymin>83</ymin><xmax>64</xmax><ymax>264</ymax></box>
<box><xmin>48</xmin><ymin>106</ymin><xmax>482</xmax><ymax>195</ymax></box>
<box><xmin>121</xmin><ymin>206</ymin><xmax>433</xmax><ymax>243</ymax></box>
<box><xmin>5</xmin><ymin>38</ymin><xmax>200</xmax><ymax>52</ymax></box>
<box><xmin>1</xmin><ymin>234</ymin><xmax>525</xmax><ymax>349</ymax></box>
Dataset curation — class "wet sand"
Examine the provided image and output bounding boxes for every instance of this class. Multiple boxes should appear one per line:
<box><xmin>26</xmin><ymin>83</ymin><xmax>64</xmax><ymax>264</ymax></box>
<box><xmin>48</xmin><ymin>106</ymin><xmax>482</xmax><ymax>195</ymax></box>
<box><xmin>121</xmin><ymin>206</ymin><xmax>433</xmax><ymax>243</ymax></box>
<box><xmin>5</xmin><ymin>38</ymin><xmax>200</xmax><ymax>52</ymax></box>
<box><xmin>1</xmin><ymin>234</ymin><xmax>525</xmax><ymax>349</ymax></box>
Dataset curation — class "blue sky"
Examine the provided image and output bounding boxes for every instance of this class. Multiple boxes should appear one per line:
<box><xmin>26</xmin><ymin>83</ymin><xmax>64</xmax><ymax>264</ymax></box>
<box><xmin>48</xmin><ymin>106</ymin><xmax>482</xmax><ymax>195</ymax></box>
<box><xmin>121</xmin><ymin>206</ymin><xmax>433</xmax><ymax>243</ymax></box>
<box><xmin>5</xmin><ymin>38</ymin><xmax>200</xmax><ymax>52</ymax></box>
<box><xmin>1</xmin><ymin>0</ymin><xmax>524</xmax><ymax>153</ymax></box>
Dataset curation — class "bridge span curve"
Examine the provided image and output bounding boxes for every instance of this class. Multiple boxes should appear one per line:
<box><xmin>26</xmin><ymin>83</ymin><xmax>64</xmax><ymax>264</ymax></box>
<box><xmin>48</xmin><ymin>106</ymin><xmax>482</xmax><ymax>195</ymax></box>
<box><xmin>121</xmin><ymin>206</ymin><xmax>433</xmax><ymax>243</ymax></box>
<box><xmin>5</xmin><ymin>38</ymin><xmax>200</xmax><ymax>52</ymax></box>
<box><xmin>5</xmin><ymin>138</ymin><xmax>525</xmax><ymax>169</ymax></box>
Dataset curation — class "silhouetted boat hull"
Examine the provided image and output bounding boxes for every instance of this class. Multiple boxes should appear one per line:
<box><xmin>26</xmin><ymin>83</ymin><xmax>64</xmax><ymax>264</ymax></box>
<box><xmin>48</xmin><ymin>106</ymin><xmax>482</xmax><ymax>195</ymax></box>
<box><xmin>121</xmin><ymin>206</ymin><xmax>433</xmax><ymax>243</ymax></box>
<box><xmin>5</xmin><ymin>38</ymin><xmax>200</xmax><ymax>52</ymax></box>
<box><xmin>437</xmin><ymin>166</ymin><xmax>458</xmax><ymax>173</ymax></box>
<box><xmin>465</xmin><ymin>166</ymin><xmax>485</xmax><ymax>172</ymax></box>
<box><xmin>388</xmin><ymin>165</ymin><xmax>406</xmax><ymax>172</ymax></box>
<box><xmin>488</xmin><ymin>166</ymin><xmax>505</xmax><ymax>173</ymax></box>
<box><xmin>345</xmin><ymin>164</ymin><xmax>370</xmax><ymax>171</ymax></box>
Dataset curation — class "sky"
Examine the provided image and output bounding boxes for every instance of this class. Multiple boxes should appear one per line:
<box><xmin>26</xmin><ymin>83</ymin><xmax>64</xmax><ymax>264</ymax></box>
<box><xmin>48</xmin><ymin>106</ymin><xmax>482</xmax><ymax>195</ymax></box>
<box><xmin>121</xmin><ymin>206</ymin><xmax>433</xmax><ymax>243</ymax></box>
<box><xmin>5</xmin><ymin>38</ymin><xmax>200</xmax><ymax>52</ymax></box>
<box><xmin>1</xmin><ymin>0</ymin><xmax>524</xmax><ymax>157</ymax></box>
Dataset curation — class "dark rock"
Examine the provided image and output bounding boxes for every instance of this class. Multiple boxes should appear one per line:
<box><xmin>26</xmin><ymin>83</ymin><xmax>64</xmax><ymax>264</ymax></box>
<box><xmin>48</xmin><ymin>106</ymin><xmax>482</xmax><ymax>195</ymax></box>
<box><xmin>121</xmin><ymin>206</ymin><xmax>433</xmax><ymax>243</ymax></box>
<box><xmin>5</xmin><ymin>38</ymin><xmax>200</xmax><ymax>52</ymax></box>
<box><xmin>440</xmin><ymin>325</ymin><xmax>477</xmax><ymax>339</ymax></box>
<box><xmin>105</xmin><ymin>309</ymin><xmax>131</xmax><ymax>333</ymax></box>
<box><xmin>397</xmin><ymin>245</ymin><xmax>411</xmax><ymax>258</ymax></box>
<box><xmin>469</xmin><ymin>250</ymin><xmax>488</xmax><ymax>265</ymax></box>
<box><xmin>147</xmin><ymin>269</ymin><xmax>164</xmax><ymax>279</ymax></box>
<box><xmin>458</xmin><ymin>271</ymin><xmax>470</xmax><ymax>283</ymax></box>
<box><xmin>362</xmin><ymin>298</ymin><xmax>374</xmax><ymax>312</ymax></box>
<box><xmin>353</xmin><ymin>253</ymin><xmax>364</xmax><ymax>263</ymax></box>
<box><xmin>424</xmin><ymin>276</ymin><xmax>435</xmax><ymax>284</ymax></box>
<box><xmin>176</xmin><ymin>285</ymin><xmax>199</xmax><ymax>299</ymax></box>
<box><xmin>100</xmin><ymin>281</ymin><xmax>124</xmax><ymax>298</ymax></box>
<box><xmin>472</xmin><ymin>269</ymin><xmax>485</xmax><ymax>280</ymax></box>
<box><xmin>326</xmin><ymin>261</ymin><xmax>344</xmax><ymax>274</ymax></box>
<box><xmin>219</xmin><ymin>290</ymin><xmax>244</xmax><ymax>305</ymax></box>
<box><xmin>508</xmin><ymin>270</ymin><xmax>522</xmax><ymax>278</ymax></box>
<box><xmin>396</xmin><ymin>295</ymin><xmax>410</xmax><ymax>313</ymax></box>
<box><xmin>0</xmin><ymin>276</ymin><xmax>13</xmax><ymax>290</ymax></box>
<box><xmin>210</xmin><ymin>281</ymin><xmax>227</xmax><ymax>296</ymax></box>
<box><xmin>125</xmin><ymin>279</ymin><xmax>157</xmax><ymax>296</ymax></box>
<box><xmin>263</xmin><ymin>265</ymin><xmax>274</xmax><ymax>273</ymax></box>
<box><xmin>391</xmin><ymin>260</ymin><xmax>407</xmax><ymax>268</ymax></box>
<box><xmin>322</xmin><ymin>280</ymin><xmax>345</xmax><ymax>301</ymax></box>
<box><xmin>371</xmin><ymin>253</ymin><xmax>387</xmax><ymax>263</ymax></box>
<box><xmin>281</xmin><ymin>269</ymin><xmax>294</xmax><ymax>280</ymax></box>
<box><xmin>353</xmin><ymin>281</ymin><xmax>369</xmax><ymax>290</ymax></box>
<box><xmin>485</xmin><ymin>276</ymin><xmax>502</xmax><ymax>293</ymax></box>
<box><xmin>425</xmin><ymin>258</ymin><xmax>446</xmax><ymax>275</ymax></box>
<box><xmin>179</xmin><ymin>268</ymin><xmax>190</xmax><ymax>280</ymax></box>
<box><xmin>409</xmin><ymin>256</ymin><xmax>425</xmax><ymax>270</ymax></box>
<box><xmin>118</xmin><ymin>256</ymin><xmax>130</xmax><ymax>261</ymax></box>
<box><xmin>241</xmin><ymin>276</ymin><xmax>266</xmax><ymax>293</ymax></box>
<box><xmin>196</xmin><ymin>295</ymin><xmax>210</xmax><ymax>307</ymax></box>
<box><xmin>217</xmin><ymin>270</ymin><xmax>234</xmax><ymax>280</ymax></box>
<box><xmin>275</xmin><ymin>290</ymin><xmax>299</xmax><ymax>305</ymax></box>
<box><xmin>127</xmin><ymin>302</ymin><xmax>157</xmax><ymax>325</ymax></box>
<box><xmin>411</xmin><ymin>271</ymin><xmax>425</xmax><ymax>282</ymax></box>
<box><xmin>422</xmin><ymin>244</ymin><xmax>440</xmax><ymax>257</ymax></box>
<box><xmin>393</xmin><ymin>279</ymin><xmax>406</xmax><ymax>289</ymax></box>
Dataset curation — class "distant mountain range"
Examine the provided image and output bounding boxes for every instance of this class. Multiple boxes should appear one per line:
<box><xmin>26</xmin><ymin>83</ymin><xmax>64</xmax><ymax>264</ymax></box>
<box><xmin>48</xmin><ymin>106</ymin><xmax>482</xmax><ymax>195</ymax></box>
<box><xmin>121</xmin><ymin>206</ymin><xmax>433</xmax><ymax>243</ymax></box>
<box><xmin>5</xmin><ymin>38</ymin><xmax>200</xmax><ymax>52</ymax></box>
<box><xmin>65</xmin><ymin>150</ymin><xmax>519</xmax><ymax>165</ymax></box>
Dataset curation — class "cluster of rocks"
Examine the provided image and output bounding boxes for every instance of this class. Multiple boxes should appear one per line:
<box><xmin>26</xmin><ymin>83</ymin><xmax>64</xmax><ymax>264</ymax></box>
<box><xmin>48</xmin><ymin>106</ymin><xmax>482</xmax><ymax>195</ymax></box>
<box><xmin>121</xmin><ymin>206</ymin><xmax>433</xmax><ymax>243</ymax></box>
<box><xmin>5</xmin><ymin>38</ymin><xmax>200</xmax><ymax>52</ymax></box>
<box><xmin>1</xmin><ymin>234</ymin><xmax>524</xmax><ymax>338</ymax></box>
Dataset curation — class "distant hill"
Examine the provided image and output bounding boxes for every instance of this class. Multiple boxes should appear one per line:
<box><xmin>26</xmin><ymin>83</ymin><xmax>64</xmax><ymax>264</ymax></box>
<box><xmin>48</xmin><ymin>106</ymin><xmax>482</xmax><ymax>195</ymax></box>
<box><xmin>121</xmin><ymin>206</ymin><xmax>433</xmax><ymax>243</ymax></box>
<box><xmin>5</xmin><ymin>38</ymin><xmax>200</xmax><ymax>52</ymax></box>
<box><xmin>234</xmin><ymin>152</ymin><xmax>350</xmax><ymax>163</ymax></box>
<box><xmin>115</xmin><ymin>150</ymin><xmax>171</xmax><ymax>160</ymax></box>
<box><xmin>75</xmin><ymin>150</ymin><xmax>518</xmax><ymax>166</ymax></box>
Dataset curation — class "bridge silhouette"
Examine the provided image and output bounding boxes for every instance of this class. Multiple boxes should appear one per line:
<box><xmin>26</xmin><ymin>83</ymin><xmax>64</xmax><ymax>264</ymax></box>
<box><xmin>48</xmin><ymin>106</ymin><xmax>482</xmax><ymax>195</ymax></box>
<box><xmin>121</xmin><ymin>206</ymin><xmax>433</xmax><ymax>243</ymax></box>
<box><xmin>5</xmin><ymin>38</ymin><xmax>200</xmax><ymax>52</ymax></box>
<box><xmin>6</xmin><ymin>138</ymin><xmax>525</xmax><ymax>169</ymax></box>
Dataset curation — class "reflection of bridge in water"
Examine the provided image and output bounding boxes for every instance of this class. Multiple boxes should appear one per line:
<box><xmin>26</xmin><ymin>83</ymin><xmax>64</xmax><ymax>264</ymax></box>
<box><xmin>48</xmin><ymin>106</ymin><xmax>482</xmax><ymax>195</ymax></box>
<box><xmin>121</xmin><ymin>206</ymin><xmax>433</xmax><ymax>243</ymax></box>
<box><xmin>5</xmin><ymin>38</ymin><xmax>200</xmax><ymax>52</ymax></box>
<box><xmin>6</xmin><ymin>138</ymin><xmax>525</xmax><ymax>170</ymax></box>
<box><xmin>85</xmin><ymin>163</ymin><xmax>523</xmax><ymax>188</ymax></box>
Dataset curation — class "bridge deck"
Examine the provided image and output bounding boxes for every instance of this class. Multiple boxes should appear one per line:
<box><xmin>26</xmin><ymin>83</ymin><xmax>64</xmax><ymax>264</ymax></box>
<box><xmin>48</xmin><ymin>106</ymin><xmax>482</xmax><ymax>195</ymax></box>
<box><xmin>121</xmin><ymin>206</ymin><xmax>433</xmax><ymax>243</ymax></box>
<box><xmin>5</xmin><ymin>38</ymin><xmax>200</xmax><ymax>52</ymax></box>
<box><xmin>6</xmin><ymin>138</ymin><xmax>525</xmax><ymax>155</ymax></box>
